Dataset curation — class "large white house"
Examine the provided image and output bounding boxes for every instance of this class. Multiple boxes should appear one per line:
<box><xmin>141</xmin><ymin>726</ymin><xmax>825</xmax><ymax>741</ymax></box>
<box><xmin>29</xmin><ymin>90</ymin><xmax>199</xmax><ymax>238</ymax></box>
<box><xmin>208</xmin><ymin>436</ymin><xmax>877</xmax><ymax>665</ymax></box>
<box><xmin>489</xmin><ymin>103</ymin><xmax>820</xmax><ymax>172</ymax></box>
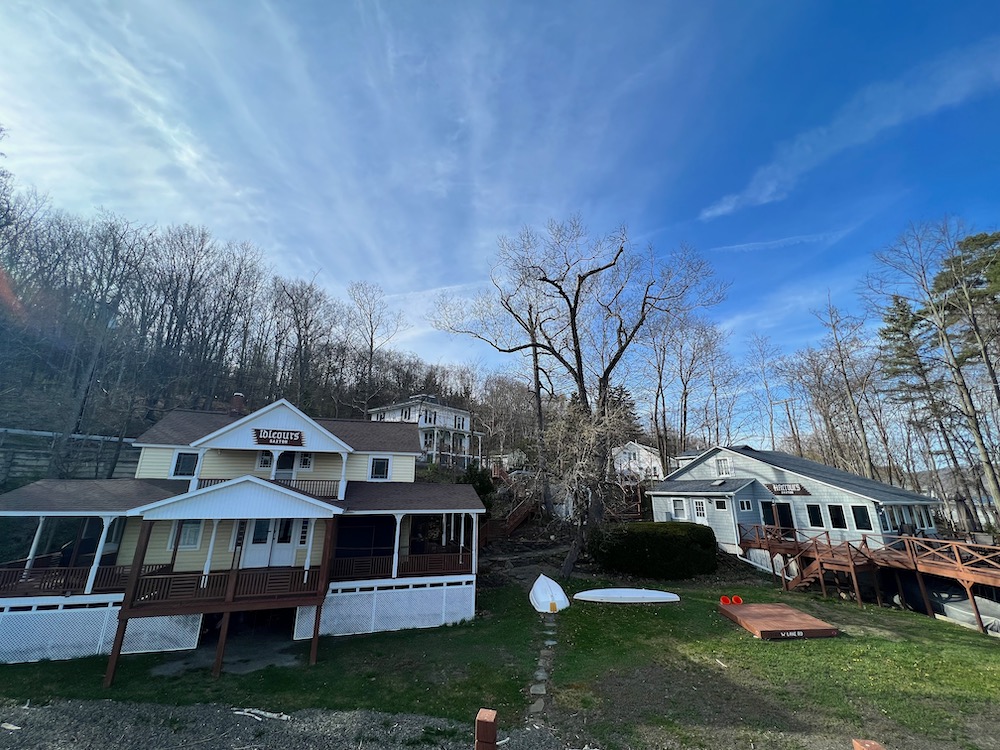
<box><xmin>0</xmin><ymin>398</ymin><xmax>484</xmax><ymax>679</ymax></box>
<box><xmin>649</xmin><ymin>445</ymin><xmax>940</xmax><ymax>568</ymax></box>
<box><xmin>368</xmin><ymin>394</ymin><xmax>484</xmax><ymax>469</ymax></box>
<box><xmin>612</xmin><ymin>441</ymin><xmax>664</xmax><ymax>482</ymax></box>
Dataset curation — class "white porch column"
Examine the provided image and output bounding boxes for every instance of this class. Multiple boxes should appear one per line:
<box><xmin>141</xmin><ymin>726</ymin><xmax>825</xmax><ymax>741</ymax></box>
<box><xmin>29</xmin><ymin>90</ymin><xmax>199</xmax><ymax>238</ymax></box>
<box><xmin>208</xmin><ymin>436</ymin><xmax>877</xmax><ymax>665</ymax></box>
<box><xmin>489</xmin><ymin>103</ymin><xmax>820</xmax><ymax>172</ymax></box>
<box><xmin>459</xmin><ymin>513</ymin><xmax>466</xmax><ymax>562</ymax></box>
<box><xmin>391</xmin><ymin>513</ymin><xmax>403</xmax><ymax>578</ymax></box>
<box><xmin>24</xmin><ymin>516</ymin><xmax>46</xmax><ymax>570</ymax></box>
<box><xmin>189</xmin><ymin>448</ymin><xmax>208</xmax><ymax>492</ymax></box>
<box><xmin>449</xmin><ymin>514</ymin><xmax>455</xmax><ymax>544</ymax></box>
<box><xmin>338</xmin><ymin>452</ymin><xmax>348</xmax><ymax>500</ymax></box>
<box><xmin>471</xmin><ymin>515</ymin><xmax>479</xmax><ymax>575</ymax></box>
<box><xmin>441</xmin><ymin>513</ymin><xmax>446</xmax><ymax>546</ymax></box>
<box><xmin>84</xmin><ymin>516</ymin><xmax>115</xmax><ymax>594</ymax></box>
<box><xmin>303</xmin><ymin>519</ymin><xmax>316</xmax><ymax>581</ymax></box>
<box><xmin>201</xmin><ymin>520</ymin><xmax>219</xmax><ymax>585</ymax></box>
<box><xmin>269</xmin><ymin>450</ymin><xmax>279</xmax><ymax>480</ymax></box>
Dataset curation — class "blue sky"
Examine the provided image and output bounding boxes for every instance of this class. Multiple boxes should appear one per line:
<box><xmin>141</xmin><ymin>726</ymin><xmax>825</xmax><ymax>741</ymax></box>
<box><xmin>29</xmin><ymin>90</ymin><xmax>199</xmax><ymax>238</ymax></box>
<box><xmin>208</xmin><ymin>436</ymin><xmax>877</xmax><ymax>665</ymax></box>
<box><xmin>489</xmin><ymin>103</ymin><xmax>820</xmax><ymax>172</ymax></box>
<box><xmin>2</xmin><ymin>1</ymin><xmax>1000</xmax><ymax>366</ymax></box>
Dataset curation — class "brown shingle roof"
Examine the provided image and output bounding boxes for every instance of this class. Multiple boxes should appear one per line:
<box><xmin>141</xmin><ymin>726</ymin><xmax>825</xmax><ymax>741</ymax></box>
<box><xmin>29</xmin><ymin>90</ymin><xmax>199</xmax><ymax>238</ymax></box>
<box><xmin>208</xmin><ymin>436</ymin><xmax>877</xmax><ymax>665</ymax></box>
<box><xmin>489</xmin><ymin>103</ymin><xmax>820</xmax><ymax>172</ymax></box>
<box><xmin>134</xmin><ymin>409</ymin><xmax>420</xmax><ymax>453</ymax></box>
<box><xmin>341</xmin><ymin>482</ymin><xmax>484</xmax><ymax>513</ymax></box>
<box><xmin>0</xmin><ymin>479</ymin><xmax>189</xmax><ymax>515</ymax></box>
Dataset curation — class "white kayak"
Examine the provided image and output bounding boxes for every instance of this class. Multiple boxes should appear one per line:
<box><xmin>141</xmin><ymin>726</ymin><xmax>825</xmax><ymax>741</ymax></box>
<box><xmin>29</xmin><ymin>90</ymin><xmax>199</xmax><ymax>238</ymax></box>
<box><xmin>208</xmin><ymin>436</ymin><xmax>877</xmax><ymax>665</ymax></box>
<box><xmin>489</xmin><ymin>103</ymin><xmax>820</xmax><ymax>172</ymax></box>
<box><xmin>573</xmin><ymin>588</ymin><xmax>680</xmax><ymax>604</ymax></box>
<box><xmin>530</xmin><ymin>573</ymin><xmax>571</xmax><ymax>613</ymax></box>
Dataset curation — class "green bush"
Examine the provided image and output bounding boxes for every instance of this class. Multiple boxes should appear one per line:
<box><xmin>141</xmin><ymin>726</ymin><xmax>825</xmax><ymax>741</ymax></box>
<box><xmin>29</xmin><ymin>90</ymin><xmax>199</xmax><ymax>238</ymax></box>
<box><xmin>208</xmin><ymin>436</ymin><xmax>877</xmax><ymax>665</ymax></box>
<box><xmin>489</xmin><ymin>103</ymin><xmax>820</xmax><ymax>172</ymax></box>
<box><xmin>588</xmin><ymin>521</ymin><xmax>717</xmax><ymax>580</ymax></box>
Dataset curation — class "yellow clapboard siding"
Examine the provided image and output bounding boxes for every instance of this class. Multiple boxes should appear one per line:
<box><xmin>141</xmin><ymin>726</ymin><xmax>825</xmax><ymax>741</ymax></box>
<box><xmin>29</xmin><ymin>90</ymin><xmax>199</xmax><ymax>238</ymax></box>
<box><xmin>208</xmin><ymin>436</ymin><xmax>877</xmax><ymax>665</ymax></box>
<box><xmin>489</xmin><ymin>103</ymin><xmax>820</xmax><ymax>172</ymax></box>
<box><xmin>134</xmin><ymin>448</ymin><xmax>174</xmax><ymax>479</ymax></box>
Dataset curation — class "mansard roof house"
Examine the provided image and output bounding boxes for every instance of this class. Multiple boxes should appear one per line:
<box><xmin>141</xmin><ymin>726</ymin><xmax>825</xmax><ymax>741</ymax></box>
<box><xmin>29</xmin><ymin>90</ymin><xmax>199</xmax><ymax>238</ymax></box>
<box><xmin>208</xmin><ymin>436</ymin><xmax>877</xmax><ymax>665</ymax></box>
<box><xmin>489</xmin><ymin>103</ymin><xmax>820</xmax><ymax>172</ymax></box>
<box><xmin>367</xmin><ymin>394</ymin><xmax>484</xmax><ymax>470</ymax></box>
<box><xmin>0</xmin><ymin>397</ymin><xmax>484</xmax><ymax>681</ymax></box>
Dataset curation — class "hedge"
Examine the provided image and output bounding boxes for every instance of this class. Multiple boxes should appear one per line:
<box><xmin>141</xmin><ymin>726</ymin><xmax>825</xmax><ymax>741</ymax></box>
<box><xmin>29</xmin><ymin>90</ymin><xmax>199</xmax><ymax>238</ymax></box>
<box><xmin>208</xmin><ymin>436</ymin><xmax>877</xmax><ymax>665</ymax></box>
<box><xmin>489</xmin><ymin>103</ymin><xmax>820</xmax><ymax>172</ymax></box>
<box><xmin>589</xmin><ymin>521</ymin><xmax>718</xmax><ymax>580</ymax></box>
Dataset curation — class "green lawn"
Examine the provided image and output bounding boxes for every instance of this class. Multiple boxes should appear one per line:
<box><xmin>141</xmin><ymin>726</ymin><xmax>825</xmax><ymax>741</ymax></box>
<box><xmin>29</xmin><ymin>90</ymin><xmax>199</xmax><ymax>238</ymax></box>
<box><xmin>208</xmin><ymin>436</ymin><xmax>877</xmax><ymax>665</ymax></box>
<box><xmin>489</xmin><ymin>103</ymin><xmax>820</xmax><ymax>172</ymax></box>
<box><xmin>0</xmin><ymin>577</ymin><xmax>998</xmax><ymax>749</ymax></box>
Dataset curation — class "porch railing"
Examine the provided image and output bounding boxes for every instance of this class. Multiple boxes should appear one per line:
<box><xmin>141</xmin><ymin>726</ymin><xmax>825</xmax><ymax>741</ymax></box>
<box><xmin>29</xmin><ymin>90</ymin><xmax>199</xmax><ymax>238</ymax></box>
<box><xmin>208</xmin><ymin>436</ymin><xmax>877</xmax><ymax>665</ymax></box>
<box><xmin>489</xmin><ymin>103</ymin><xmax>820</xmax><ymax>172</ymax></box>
<box><xmin>330</xmin><ymin>552</ymin><xmax>474</xmax><ymax>581</ymax></box>
<box><xmin>130</xmin><ymin>566</ymin><xmax>323</xmax><ymax>608</ymax></box>
<box><xmin>195</xmin><ymin>478</ymin><xmax>341</xmax><ymax>497</ymax></box>
<box><xmin>0</xmin><ymin>564</ymin><xmax>166</xmax><ymax>597</ymax></box>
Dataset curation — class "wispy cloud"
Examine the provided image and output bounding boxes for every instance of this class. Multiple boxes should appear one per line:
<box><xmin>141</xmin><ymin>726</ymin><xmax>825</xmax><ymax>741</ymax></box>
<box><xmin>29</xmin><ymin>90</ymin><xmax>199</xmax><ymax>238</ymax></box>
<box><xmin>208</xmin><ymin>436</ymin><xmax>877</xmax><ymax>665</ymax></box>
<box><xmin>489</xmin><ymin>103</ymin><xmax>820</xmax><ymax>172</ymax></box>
<box><xmin>708</xmin><ymin>228</ymin><xmax>853</xmax><ymax>254</ymax></box>
<box><xmin>700</xmin><ymin>35</ymin><xmax>1000</xmax><ymax>220</ymax></box>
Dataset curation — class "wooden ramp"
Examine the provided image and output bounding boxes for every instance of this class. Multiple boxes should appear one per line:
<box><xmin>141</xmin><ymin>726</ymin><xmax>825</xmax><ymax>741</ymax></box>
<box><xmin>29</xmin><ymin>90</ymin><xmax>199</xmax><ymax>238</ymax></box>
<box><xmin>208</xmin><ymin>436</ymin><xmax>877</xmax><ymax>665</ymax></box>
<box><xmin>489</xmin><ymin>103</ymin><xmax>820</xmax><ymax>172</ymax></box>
<box><xmin>720</xmin><ymin>602</ymin><xmax>838</xmax><ymax>640</ymax></box>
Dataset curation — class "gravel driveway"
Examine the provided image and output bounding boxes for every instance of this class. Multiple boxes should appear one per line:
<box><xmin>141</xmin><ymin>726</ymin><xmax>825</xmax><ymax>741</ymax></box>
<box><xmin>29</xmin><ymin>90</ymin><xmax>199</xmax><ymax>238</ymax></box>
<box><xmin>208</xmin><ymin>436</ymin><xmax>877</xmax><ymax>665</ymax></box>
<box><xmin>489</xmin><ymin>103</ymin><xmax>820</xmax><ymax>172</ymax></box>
<box><xmin>0</xmin><ymin>699</ymin><xmax>564</xmax><ymax>750</ymax></box>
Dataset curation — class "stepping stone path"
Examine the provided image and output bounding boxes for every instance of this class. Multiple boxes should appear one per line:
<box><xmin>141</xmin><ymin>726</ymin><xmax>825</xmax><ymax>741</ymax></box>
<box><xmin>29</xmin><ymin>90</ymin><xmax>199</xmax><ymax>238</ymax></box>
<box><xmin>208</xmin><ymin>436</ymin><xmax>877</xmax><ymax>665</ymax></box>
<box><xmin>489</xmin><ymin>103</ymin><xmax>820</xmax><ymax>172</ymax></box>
<box><xmin>529</xmin><ymin>613</ymin><xmax>558</xmax><ymax>715</ymax></box>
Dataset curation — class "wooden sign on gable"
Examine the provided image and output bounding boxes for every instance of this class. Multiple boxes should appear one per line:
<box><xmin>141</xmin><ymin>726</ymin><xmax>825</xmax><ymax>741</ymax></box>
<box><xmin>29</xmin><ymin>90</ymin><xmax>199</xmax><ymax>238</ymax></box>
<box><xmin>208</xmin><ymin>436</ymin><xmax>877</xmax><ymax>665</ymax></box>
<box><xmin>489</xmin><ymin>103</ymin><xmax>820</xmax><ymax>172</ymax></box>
<box><xmin>765</xmin><ymin>482</ymin><xmax>810</xmax><ymax>496</ymax></box>
<box><xmin>253</xmin><ymin>428</ymin><xmax>305</xmax><ymax>446</ymax></box>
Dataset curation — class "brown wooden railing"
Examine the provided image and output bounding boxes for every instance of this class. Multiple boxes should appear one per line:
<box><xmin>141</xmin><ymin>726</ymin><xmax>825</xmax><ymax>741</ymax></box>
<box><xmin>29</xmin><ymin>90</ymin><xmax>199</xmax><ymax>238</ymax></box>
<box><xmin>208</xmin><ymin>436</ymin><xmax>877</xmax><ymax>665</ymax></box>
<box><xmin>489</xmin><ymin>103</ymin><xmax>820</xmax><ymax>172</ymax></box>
<box><xmin>131</xmin><ymin>567</ymin><xmax>323</xmax><ymax>607</ymax></box>
<box><xmin>330</xmin><ymin>552</ymin><xmax>473</xmax><ymax>581</ymax></box>
<box><xmin>0</xmin><ymin>564</ymin><xmax>166</xmax><ymax>597</ymax></box>
<box><xmin>330</xmin><ymin>555</ymin><xmax>394</xmax><ymax>581</ymax></box>
<box><xmin>196</xmin><ymin>478</ymin><xmax>340</xmax><ymax>497</ymax></box>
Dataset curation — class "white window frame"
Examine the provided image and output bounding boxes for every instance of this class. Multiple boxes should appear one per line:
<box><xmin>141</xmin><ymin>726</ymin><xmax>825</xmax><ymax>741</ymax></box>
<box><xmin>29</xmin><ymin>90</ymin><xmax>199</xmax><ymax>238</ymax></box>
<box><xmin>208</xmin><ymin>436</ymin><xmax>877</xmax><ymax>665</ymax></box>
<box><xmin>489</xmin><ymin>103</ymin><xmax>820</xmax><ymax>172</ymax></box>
<box><xmin>715</xmin><ymin>457</ymin><xmax>732</xmax><ymax>477</ymax></box>
<box><xmin>369</xmin><ymin>456</ymin><xmax>392</xmax><ymax>481</ymax></box>
<box><xmin>829</xmin><ymin>504</ymin><xmax>848</xmax><ymax>530</ymax></box>
<box><xmin>298</xmin><ymin>452</ymin><xmax>313</xmax><ymax>471</ymax></box>
<box><xmin>167</xmin><ymin>520</ymin><xmax>203</xmax><ymax>551</ymax></box>
<box><xmin>806</xmin><ymin>504</ymin><xmax>824</xmax><ymax>528</ymax></box>
<box><xmin>694</xmin><ymin>499</ymin><xmax>707</xmax><ymax>519</ymax></box>
<box><xmin>171</xmin><ymin>451</ymin><xmax>199</xmax><ymax>478</ymax></box>
<box><xmin>714</xmin><ymin>499</ymin><xmax>727</xmax><ymax>511</ymax></box>
<box><xmin>422</xmin><ymin>432</ymin><xmax>434</xmax><ymax>450</ymax></box>
<box><xmin>672</xmin><ymin>498</ymin><xmax>687</xmax><ymax>519</ymax></box>
<box><xmin>739</xmin><ymin>499</ymin><xmax>752</xmax><ymax>512</ymax></box>
<box><xmin>297</xmin><ymin>519</ymin><xmax>310</xmax><ymax>546</ymax></box>
<box><xmin>257</xmin><ymin>452</ymin><xmax>274</xmax><ymax>470</ymax></box>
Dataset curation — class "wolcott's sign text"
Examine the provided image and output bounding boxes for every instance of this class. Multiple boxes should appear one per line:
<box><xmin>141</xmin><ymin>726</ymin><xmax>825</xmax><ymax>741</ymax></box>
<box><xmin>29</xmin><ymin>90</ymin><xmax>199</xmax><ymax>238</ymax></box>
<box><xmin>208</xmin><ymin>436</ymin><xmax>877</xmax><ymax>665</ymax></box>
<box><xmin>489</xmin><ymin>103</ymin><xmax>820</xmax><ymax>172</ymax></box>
<box><xmin>253</xmin><ymin>429</ymin><xmax>305</xmax><ymax>446</ymax></box>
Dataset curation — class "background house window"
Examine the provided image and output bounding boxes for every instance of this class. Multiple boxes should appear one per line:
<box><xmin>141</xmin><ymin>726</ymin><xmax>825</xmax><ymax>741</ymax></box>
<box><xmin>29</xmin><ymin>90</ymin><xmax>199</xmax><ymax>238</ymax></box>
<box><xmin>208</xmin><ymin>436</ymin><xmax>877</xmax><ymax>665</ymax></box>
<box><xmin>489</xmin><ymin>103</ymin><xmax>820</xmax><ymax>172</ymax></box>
<box><xmin>851</xmin><ymin>505</ymin><xmax>873</xmax><ymax>531</ymax></box>
<box><xmin>715</xmin><ymin>457</ymin><xmax>732</xmax><ymax>477</ymax></box>
<box><xmin>298</xmin><ymin>452</ymin><xmax>313</xmax><ymax>470</ymax></box>
<box><xmin>739</xmin><ymin>499</ymin><xmax>752</xmax><ymax>512</ymax></box>
<box><xmin>402</xmin><ymin>407</ymin><xmax>411</xmax><ymax>420</ymax></box>
<box><xmin>167</xmin><ymin>520</ymin><xmax>202</xmax><ymax>550</ymax></box>
<box><xmin>672</xmin><ymin>498</ymin><xmax>686</xmax><ymax>518</ymax></box>
<box><xmin>370</xmin><ymin>457</ymin><xmax>391</xmax><ymax>480</ymax></box>
<box><xmin>829</xmin><ymin>505</ymin><xmax>848</xmax><ymax>529</ymax></box>
<box><xmin>806</xmin><ymin>504</ymin><xmax>824</xmax><ymax>527</ymax></box>
<box><xmin>257</xmin><ymin>452</ymin><xmax>273</xmax><ymax>470</ymax></box>
<box><xmin>714</xmin><ymin>499</ymin><xmax>727</xmax><ymax>511</ymax></box>
<box><xmin>172</xmin><ymin>452</ymin><xmax>198</xmax><ymax>477</ymax></box>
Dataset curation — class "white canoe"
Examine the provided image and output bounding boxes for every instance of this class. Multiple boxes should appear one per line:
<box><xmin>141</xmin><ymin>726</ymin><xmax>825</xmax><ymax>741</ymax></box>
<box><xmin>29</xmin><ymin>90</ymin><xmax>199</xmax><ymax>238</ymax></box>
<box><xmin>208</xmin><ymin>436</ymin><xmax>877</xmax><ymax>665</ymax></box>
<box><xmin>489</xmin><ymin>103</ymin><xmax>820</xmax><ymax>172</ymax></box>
<box><xmin>573</xmin><ymin>588</ymin><xmax>680</xmax><ymax>604</ymax></box>
<box><xmin>530</xmin><ymin>574</ymin><xmax>571</xmax><ymax>613</ymax></box>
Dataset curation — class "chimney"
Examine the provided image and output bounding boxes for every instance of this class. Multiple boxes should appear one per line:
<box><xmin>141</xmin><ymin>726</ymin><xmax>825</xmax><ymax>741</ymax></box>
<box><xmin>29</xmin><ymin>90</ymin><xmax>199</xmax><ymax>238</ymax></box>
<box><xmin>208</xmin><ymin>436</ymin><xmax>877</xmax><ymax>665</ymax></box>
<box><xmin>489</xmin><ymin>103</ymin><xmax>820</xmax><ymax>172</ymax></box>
<box><xmin>229</xmin><ymin>392</ymin><xmax>246</xmax><ymax>416</ymax></box>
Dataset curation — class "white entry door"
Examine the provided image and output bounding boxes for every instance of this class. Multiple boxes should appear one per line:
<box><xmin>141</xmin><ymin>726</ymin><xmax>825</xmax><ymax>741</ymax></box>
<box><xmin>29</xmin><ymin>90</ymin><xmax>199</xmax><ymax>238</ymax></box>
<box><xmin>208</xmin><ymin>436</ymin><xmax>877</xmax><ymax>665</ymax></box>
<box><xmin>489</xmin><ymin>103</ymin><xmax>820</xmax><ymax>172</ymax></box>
<box><xmin>693</xmin><ymin>499</ymin><xmax>708</xmax><ymax>526</ymax></box>
<box><xmin>241</xmin><ymin>519</ymin><xmax>298</xmax><ymax>568</ymax></box>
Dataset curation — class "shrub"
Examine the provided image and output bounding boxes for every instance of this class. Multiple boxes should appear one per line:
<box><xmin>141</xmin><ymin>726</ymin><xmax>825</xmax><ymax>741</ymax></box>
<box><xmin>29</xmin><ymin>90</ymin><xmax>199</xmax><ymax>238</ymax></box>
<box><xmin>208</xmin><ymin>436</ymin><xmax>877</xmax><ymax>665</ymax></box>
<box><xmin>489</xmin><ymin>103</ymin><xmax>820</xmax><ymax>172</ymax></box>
<box><xmin>589</xmin><ymin>521</ymin><xmax>717</xmax><ymax>580</ymax></box>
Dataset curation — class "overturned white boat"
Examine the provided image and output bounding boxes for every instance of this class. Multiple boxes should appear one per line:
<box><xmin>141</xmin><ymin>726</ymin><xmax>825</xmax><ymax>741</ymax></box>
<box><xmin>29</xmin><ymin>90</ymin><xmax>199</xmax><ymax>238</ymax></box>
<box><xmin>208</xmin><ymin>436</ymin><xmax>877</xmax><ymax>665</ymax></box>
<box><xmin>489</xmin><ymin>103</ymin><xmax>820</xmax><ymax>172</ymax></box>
<box><xmin>574</xmin><ymin>588</ymin><xmax>680</xmax><ymax>604</ymax></box>
<box><xmin>530</xmin><ymin>573</ymin><xmax>571</xmax><ymax>613</ymax></box>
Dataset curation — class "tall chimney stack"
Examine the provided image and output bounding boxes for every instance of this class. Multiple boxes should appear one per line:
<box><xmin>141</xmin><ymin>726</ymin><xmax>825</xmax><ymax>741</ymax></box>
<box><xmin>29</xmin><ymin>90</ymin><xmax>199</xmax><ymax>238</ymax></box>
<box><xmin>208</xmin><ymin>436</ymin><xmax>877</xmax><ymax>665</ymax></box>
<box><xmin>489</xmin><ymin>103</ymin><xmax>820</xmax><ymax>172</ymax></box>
<box><xmin>229</xmin><ymin>392</ymin><xmax>246</xmax><ymax>416</ymax></box>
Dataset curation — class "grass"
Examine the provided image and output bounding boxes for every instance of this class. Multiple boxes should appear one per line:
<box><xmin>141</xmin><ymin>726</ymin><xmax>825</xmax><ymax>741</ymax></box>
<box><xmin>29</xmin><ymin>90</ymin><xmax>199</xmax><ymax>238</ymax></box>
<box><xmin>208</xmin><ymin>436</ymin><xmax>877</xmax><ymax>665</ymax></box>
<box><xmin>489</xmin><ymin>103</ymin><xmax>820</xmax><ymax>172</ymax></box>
<box><xmin>0</xmin><ymin>573</ymin><xmax>998</xmax><ymax>749</ymax></box>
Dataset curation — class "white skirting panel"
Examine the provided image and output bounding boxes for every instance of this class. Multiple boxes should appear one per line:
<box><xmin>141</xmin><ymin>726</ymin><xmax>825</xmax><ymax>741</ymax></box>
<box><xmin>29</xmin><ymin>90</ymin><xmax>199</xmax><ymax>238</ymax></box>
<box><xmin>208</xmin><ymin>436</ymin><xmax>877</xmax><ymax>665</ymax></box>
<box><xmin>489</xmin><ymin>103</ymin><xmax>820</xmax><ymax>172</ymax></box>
<box><xmin>744</xmin><ymin>547</ymin><xmax>776</xmax><ymax>573</ymax></box>
<box><xmin>0</xmin><ymin>597</ymin><xmax>201</xmax><ymax>664</ymax></box>
<box><xmin>294</xmin><ymin>577</ymin><xmax>476</xmax><ymax>639</ymax></box>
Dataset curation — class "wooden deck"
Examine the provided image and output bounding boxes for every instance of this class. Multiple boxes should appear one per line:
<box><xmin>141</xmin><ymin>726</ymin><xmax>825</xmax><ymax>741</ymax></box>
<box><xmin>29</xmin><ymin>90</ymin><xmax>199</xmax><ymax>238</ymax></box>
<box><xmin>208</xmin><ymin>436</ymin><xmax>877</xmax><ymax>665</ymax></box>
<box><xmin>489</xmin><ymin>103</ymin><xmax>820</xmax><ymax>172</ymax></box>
<box><xmin>719</xmin><ymin>602</ymin><xmax>839</xmax><ymax>640</ymax></box>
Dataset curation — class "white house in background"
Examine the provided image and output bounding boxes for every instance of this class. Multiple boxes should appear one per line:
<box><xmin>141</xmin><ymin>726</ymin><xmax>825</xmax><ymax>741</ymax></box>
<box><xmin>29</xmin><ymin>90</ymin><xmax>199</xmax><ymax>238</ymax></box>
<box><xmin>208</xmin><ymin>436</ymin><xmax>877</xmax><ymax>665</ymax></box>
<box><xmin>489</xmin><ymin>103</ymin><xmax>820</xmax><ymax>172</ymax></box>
<box><xmin>612</xmin><ymin>441</ymin><xmax>664</xmax><ymax>482</ymax></box>
<box><xmin>0</xmin><ymin>397</ymin><xmax>484</xmax><ymax>676</ymax></box>
<box><xmin>648</xmin><ymin>445</ymin><xmax>940</xmax><ymax>569</ymax></box>
<box><xmin>368</xmin><ymin>394</ymin><xmax>484</xmax><ymax>470</ymax></box>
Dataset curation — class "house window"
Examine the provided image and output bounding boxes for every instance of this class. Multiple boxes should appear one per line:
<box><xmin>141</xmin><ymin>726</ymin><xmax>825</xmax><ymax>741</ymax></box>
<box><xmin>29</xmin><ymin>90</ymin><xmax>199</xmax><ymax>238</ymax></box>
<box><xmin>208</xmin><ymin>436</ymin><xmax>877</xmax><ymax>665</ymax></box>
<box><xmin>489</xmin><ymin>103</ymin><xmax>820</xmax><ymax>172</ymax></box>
<box><xmin>714</xmin><ymin>499</ymin><xmax>727</xmax><ymax>511</ymax></box>
<box><xmin>672</xmin><ymin>498</ymin><xmax>686</xmax><ymax>519</ymax></box>
<box><xmin>423</xmin><ymin>432</ymin><xmax>434</xmax><ymax>450</ymax></box>
<box><xmin>851</xmin><ymin>506</ymin><xmax>873</xmax><ymax>531</ymax></box>
<box><xmin>298</xmin><ymin>519</ymin><xmax>311</xmax><ymax>545</ymax></box>
<box><xmin>298</xmin><ymin>452</ymin><xmax>313</xmax><ymax>470</ymax></box>
<box><xmin>370</xmin><ymin>456</ymin><xmax>391</xmax><ymax>480</ymax></box>
<box><xmin>739</xmin><ymin>499</ymin><xmax>752</xmax><ymax>512</ymax></box>
<box><xmin>402</xmin><ymin>407</ymin><xmax>411</xmax><ymax>420</ymax></box>
<box><xmin>377</xmin><ymin>413</ymin><xmax>385</xmax><ymax>421</ymax></box>
<box><xmin>829</xmin><ymin>505</ymin><xmax>848</xmax><ymax>529</ymax></box>
<box><xmin>172</xmin><ymin>452</ymin><xmax>198</xmax><ymax>477</ymax></box>
<box><xmin>806</xmin><ymin>504</ymin><xmax>824</xmax><ymax>528</ymax></box>
<box><xmin>257</xmin><ymin>452</ymin><xmax>273</xmax><ymax>470</ymax></box>
<box><xmin>694</xmin><ymin>499</ymin><xmax>707</xmax><ymax>519</ymax></box>
<box><xmin>715</xmin><ymin>457</ymin><xmax>732</xmax><ymax>477</ymax></box>
<box><xmin>167</xmin><ymin>520</ymin><xmax>202</xmax><ymax>550</ymax></box>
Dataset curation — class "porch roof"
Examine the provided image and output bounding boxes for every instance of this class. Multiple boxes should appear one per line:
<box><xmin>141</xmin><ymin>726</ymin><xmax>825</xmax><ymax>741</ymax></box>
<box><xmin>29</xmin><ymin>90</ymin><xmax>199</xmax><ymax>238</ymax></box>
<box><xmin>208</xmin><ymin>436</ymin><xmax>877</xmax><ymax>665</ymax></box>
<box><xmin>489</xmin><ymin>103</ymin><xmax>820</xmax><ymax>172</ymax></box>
<box><xmin>0</xmin><ymin>478</ymin><xmax>188</xmax><ymax>516</ymax></box>
<box><xmin>341</xmin><ymin>482</ymin><xmax>485</xmax><ymax>513</ymax></box>
<box><xmin>648</xmin><ymin>478</ymin><xmax>755</xmax><ymax>496</ymax></box>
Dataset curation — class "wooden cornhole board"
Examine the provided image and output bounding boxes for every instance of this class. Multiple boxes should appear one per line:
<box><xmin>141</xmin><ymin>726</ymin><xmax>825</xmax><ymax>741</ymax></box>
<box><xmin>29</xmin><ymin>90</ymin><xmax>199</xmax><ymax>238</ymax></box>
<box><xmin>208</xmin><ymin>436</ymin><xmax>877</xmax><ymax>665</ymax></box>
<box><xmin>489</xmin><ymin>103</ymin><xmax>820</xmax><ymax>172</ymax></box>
<box><xmin>719</xmin><ymin>602</ymin><xmax>839</xmax><ymax>640</ymax></box>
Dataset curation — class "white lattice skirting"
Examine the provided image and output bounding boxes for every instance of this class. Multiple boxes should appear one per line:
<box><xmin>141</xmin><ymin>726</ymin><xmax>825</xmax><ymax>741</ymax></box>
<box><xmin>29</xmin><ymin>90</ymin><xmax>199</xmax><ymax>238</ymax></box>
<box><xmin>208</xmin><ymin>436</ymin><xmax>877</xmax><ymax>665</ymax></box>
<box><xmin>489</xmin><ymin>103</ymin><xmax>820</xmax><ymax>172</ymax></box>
<box><xmin>293</xmin><ymin>576</ymin><xmax>476</xmax><ymax>639</ymax></box>
<box><xmin>0</xmin><ymin>596</ymin><xmax>201</xmax><ymax>664</ymax></box>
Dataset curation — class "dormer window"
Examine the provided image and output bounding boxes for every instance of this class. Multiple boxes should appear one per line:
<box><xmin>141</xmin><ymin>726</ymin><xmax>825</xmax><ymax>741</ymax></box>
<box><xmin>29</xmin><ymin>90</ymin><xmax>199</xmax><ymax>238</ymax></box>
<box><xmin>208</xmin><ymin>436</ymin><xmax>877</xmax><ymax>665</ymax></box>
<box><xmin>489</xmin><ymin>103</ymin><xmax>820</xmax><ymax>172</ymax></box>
<box><xmin>172</xmin><ymin>452</ymin><xmax>199</xmax><ymax>478</ymax></box>
<box><xmin>369</xmin><ymin>456</ymin><xmax>391</xmax><ymax>480</ymax></box>
<box><xmin>715</xmin><ymin>457</ymin><xmax>732</xmax><ymax>477</ymax></box>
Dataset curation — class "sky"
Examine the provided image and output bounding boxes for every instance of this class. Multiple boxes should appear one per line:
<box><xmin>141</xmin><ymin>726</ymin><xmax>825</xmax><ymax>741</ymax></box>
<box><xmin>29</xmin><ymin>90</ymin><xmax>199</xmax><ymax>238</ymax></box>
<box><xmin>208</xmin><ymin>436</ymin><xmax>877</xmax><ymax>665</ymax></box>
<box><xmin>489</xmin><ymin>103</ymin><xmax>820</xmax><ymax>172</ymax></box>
<box><xmin>2</xmin><ymin>0</ymin><xmax>1000</xmax><ymax>370</ymax></box>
